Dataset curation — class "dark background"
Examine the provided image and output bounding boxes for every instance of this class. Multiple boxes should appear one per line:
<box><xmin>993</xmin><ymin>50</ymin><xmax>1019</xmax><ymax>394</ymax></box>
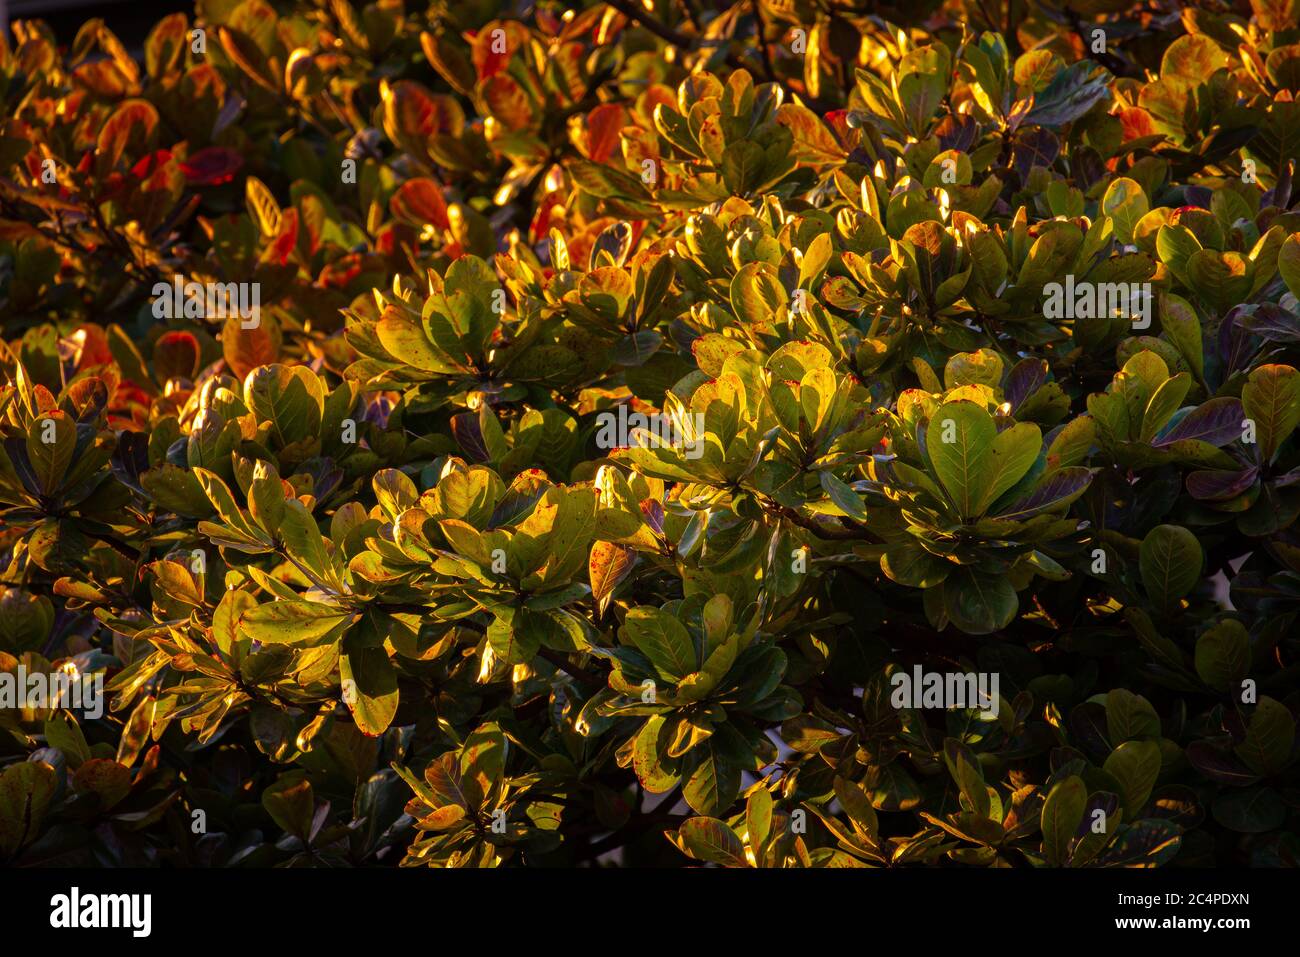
<box><xmin>3</xmin><ymin>0</ymin><xmax>195</xmax><ymax>49</ymax></box>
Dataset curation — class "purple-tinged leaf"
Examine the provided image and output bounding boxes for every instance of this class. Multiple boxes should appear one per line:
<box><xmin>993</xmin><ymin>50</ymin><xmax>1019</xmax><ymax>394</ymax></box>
<box><xmin>450</xmin><ymin>412</ymin><xmax>490</xmax><ymax>463</ymax></box>
<box><xmin>1274</xmin><ymin>466</ymin><xmax>1300</xmax><ymax>488</ymax></box>
<box><xmin>1186</xmin><ymin>465</ymin><xmax>1258</xmax><ymax>501</ymax></box>
<box><xmin>1075</xmin><ymin>791</ymin><xmax>1120</xmax><ymax>839</ymax></box>
<box><xmin>1219</xmin><ymin>306</ymin><xmax>1262</xmax><ymax>378</ymax></box>
<box><xmin>1236</xmin><ymin>304</ymin><xmax>1300</xmax><ymax>343</ymax></box>
<box><xmin>1184</xmin><ymin>741</ymin><xmax>1261</xmax><ymax>786</ymax></box>
<box><xmin>1092</xmin><ymin>819</ymin><xmax>1182</xmax><ymax>867</ymax></box>
<box><xmin>1005</xmin><ymin>358</ymin><xmax>1047</xmax><ymax>413</ymax></box>
<box><xmin>1153</xmin><ymin>397</ymin><xmax>1245</xmax><ymax>448</ymax></box>
<box><xmin>993</xmin><ymin>466</ymin><xmax>1094</xmax><ymax>520</ymax></box>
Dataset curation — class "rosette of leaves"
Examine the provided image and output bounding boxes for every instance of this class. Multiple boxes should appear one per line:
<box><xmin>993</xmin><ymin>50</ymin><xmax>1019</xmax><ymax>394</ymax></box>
<box><xmin>125</xmin><ymin>362</ymin><xmax>370</xmax><ymax>520</ymax></box>
<box><xmin>1086</xmin><ymin>350</ymin><xmax>1246</xmax><ymax>470</ymax></box>
<box><xmin>672</xmin><ymin>202</ymin><xmax>860</xmax><ymax>358</ymax></box>
<box><xmin>1185</xmin><ymin>694</ymin><xmax>1299</xmax><ymax>837</ymax></box>
<box><xmin>855</xmin><ymin>37</ymin><xmax>955</xmax><ymax>148</ymax></box>
<box><xmin>392</xmin><ymin>462</ymin><xmax>599</xmax><ymax>673</ymax></box>
<box><xmin>614</xmin><ymin>358</ymin><xmax>773</xmax><ymax>504</ymax></box>
<box><xmin>396</xmin><ymin>722</ymin><xmax>565</xmax><ymax>867</ymax></box>
<box><xmin>120</xmin><ymin>460</ymin><xmax>426</xmax><ymax>739</ymax></box>
<box><xmin>907</xmin><ymin>738</ymin><xmax>1052</xmax><ymax>867</ymax></box>
<box><xmin>641</xmin><ymin>70</ymin><xmax>810</xmax><ymax>207</ymax></box>
<box><xmin>872</xmin><ymin>390</ymin><xmax>1095</xmax><ymax>634</ymax></box>
<box><xmin>1041</xmin><ymin>689</ymin><xmax>1191</xmax><ymax>866</ymax></box>
<box><xmin>0</xmin><ymin>365</ymin><xmax>125</xmax><ymax>574</ymax></box>
<box><xmin>347</xmin><ymin>254</ymin><xmax>593</xmax><ymax>405</ymax></box>
<box><xmin>1187</xmin><ymin>362</ymin><xmax>1300</xmax><ymax>536</ymax></box>
<box><xmin>552</xmin><ymin>238</ymin><xmax>678</xmax><ymax>370</ymax></box>
<box><xmin>1137</xmin><ymin>34</ymin><xmax>1247</xmax><ymax>150</ymax></box>
<box><xmin>1152</xmin><ymin>208</ymin><xmax>1284</xmax><ymax>320</ymax></box>
<box><xmin>0</xmin><ymin>715</ymin><xmax>179</xmax><ymax>864</ymax></box>
<box><xmin>832</xmin><ymin>216</ymin><xmax>987</xmax><ymax>371</ymax></box>
<box><xmin>416</xmin><ymin>12</ymin><xmax>627</xmax><ymax>203</ymax></box>
<box><xmin>582</xmin><ymin>593</ymin><xmax>799</xmax><ymax>816</ymax></box>
<box><xmin>778</xmin><ymin>660</ymin><xmax>1035</xmax><ymax>865</ymax></box>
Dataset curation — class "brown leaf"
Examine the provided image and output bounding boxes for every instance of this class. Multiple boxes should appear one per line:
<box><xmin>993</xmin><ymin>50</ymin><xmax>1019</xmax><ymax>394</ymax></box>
<box><xmin>589</xmin><ymin>540</ymin><xmax>635</xmax><ymax>617</ymax></box>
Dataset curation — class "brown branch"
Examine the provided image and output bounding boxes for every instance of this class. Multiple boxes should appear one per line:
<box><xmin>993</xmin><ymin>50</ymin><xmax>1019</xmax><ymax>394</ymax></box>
<box><xmin>538</xmin><ymin>648</ymin><xmax>606</xmax><ymax>691</ymax></box>
<box><xmin>750</xmin><ymin>0</ymin><xmax>779</xmax><ymax>87</ymax></box>
<box><xmin>765</xmin><ymin>500</ymin><xmax>876</xmax><ymax>542</ymax></box>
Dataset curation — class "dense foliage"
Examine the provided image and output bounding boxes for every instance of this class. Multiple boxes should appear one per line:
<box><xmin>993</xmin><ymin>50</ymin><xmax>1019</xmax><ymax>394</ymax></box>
<box><xmin>2</xmin><ymin>0</ymin><xmax>1299</xmax><ymax>868</ymax></box>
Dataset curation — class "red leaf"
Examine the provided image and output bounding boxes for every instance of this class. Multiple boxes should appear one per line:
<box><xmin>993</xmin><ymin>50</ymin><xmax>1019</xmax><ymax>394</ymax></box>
<box><xmin>586</xmin><ymin>103</ymin><xmax>627</xmax><ymax>163</ymax></box>
<box><xmin>68</xmin><ymin>324</ymin><xmax>114</xmax><ymax>371</ymax></box>
<box><xmin>823</xmin><ymin>109</ymin><xmax>851</xmax><ymax>144</ymax></box>
<box><xmin>180</xmin><ymin>146</ymin><xmax>244</xmax><ymax>186</ymax></box>
<box><xmin>154</xmin><ymin>331</ymin><xmax>200</xmax><ymax>382</ymax></box>
<box><xmin>320</xmin><ymin>253</ymin><xmax>363</xmax><ymax>290</ymax></box>
<box><xmin>1119</xmin><ymin>107</ymin><xmax>1154</xmax><ymax>141</ymax></box>
<box><xmin>130</xmin><ymin>148</ymin><xmax>174</xmax><ymax>180</ymax></box>
<box><xmin>470</xmin><ymin>22</ymin><xmax>524</xmax><ymax>81</ymax></box>
<box><xmin>389</xmin><ymin>178</ymin><xmax>450</xmax><ymax>229</ymax></box>
<box><xmin>529</xmin><ymin>193</ymin><xmax>563</xmax><ymax>243</ymax></box>
<box><xmin>269</xmin><ymin>207</ymin><xmax>299</xmax><ymax>266</ymax></box>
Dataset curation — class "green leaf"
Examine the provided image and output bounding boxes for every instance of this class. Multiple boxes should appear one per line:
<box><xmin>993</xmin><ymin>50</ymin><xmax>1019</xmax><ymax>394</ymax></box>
<box><xmin>1105</xmin><ymin>688</ymin><xmax>1161</xmax><ymax>743</ymax></box>
<box><xmin>280</xmin><ymin>498</ymin><xmax>342</xmax><ymax>591</ymax></box>
<box><xmin>819</xmin><ymin>471</ymin><xmax>867</xmax><ymax>520</ymax></box>
<box><xmin>977</xmin><ymin>422</ymin><xmax>1042</xmax><ymax>514</ymax></box>
<box><xmin>0</xmin><ymin>761</ymin><xmax>57</xmax><ymax>857</ymax></box>
<box><xmin>683</xmin><ymin>734</ymin><xmax>742</xmax><ymax>817</ymax></box>
<box><xmin>1102</xmin><ymin>739</ymin><xmax>1161</xmax><ymax>815</ymax></box>
<box><xmin>624</xmin><ymin>606</ymin><xmax>698</xmax><ymax>681</ymax></box>
<box><xmin>262</xmin><ymin>776</ymin><xmax>315</xmax><ymax>841</ymax></box>
<box><xmin>1211</xmin><ymin>786</ymin><xmax>1286</xmax><ymax>833</ymax></box>
<box><xmin>1040</xmin><ymin>775</ymin><xmax>1086</xmax><ymax>866</ymax></box>
<box><xmin>633</xmin><ymin>716</ymin><xmax>680</xmax><ymax>794</ymax></box>
<box><xmin>926</xmin><ymin>401</ymin><xmax>996</xmax><ymax>520</ymax></box>
<box><xmin>1102</xmin><ymin>178</ymin><xmax>1150</xmax><ymax>245</ymax></box>
<box><xmin>1242</xmin><ymin>364</ymin><xmax>1300</xmax><ymax>465</ymax></box>
<box><xmin>1140</xmin><ymin>373</ymin><xmax>1191</xmax><ymax>442</ymax></box>
<box><xmin>881</xmin><ymin>542</ymin><xmax>951</xmax><ymax>588</ymax></box>
<box><xmin>486</xmin><ymin>607</ymin><xmax>542</xmax><ymax>667</ymax></box>
<box><xmin>1194</xmin><ymin>620</ymin><xmax>1251</xmax><ymax>692</ymax></box>
<box><xmin>1236</xmin><ymin>697</ymin><xmax>1296</xmax><ymax>776</ymax></box>
<box><xmin>341</xmin><ymin>644</ymin><xmax>399</xmax><ymax>736</ymax></box>
<box><xmin>721</xmin><ymin>141</ymin><xmax>764</xmax><ymax>195</ymax></box>
<box><xmin>25</xmin><ymin>412</ymin><xmax>74</xmax><ymax>496</ymax></box>
<box><xmin>1278</xmin><ymin>233</ymin><xmax>1300</xmax><ymax>299</ymax></box>
<box><xmin>677</xmin><ymin>817</ymin><xmax>748</xmax><ymax>866</ymax></box>
<box><xmin>376</xmin><ymin>305</ymin><xmax>459</xmax><ymax>373</ymax></box>
<box><xmin>241</xmin><ymin>600</ymin><xmax>353</xmax><ymax>646</ymax></box>
<box><xmin>1139</xmin><ymin>524</ymin><xmax>1202</xmax><ymax>612</ymax></box>
<box><xmin>943</xmin><ymin>567</ymin><xmax>1018</xmax><ymax>635</ymax></box>
<box><xmin>1159</xmin><ymin>294</ymin><xmax>1203</xmax><ymax>382</ymax></box>
<box><xmin>730</xmin><ymin>262</ymin><xmax>787</xmax><ymax>327</ymax></box>
<box><xmin>745</xmin><ymin>788</ymin><xmax>773</xmax><ymax>857</ymax></box>
<box><xmin>943</xmin><ymin>739</ymin><xmax>990</xmax><ymax>818</ymax></box>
